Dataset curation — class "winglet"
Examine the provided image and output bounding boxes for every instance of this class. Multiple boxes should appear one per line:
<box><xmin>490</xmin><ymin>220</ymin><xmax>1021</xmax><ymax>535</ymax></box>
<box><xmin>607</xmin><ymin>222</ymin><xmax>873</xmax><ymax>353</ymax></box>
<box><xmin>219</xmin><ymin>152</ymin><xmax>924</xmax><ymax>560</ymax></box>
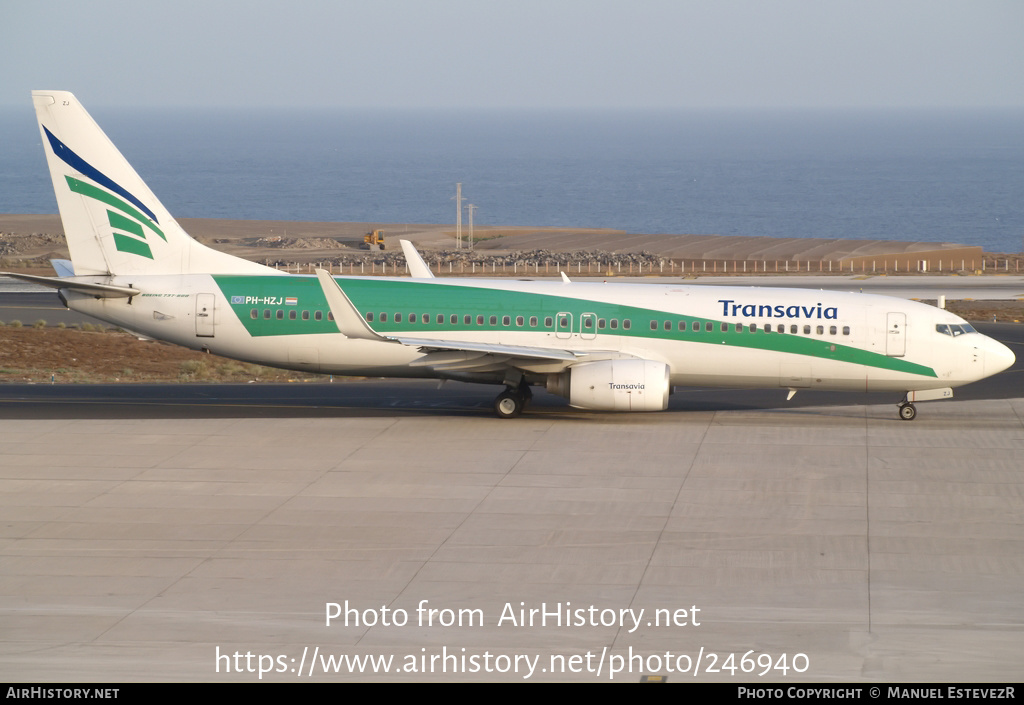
<box><xmin>314</xmin><ymin>269</ymin><xmax>387</xmax><ymax>341</ymax></box>
<box><xmin>560</xmin><ymin>271</ymin><xmax>572</xmax><ymax>284</ymax></box>
<box><xmin>400</xmin><ymin>240</ymin><xmax>435</xmax><ymax>278</ymax></box>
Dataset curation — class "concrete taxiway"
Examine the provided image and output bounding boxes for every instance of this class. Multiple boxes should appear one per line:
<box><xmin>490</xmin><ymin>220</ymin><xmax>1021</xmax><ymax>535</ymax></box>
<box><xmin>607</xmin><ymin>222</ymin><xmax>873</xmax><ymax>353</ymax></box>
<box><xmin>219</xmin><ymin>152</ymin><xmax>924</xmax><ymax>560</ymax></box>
<box><xmin>1</xmin><ymin>372</ymin><xmax>1023</xmax><ymax>681</ymax></box>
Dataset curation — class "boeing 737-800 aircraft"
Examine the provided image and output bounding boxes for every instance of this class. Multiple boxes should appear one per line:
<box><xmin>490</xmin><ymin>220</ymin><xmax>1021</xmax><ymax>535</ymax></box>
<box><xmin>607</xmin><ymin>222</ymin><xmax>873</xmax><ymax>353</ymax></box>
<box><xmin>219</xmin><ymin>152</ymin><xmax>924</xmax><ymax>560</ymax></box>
<box><xmin>4</xmin><ymin>91</ymin><xmax>1014</xmax><ymax>419</ymax></box>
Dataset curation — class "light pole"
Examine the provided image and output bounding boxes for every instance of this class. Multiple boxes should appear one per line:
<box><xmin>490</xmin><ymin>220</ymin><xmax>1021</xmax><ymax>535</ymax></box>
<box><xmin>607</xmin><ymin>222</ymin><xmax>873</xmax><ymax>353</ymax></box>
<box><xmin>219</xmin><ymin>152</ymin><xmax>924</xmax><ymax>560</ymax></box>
<box><xmin>453</xmin><ymin>183</ymin><xmax>464</xmax><ymax>249</ymax></box>
<box><xmin>466</xmin><ymin>204</ymin><xmax>477</xmax><ymax>251</ymax></box>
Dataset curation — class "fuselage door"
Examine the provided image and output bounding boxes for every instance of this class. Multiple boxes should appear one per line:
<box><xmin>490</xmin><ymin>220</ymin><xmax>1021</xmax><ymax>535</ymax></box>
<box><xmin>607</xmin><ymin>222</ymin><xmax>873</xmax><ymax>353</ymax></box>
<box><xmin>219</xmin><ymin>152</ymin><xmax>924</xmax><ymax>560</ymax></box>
<box><xmin>196</xmin><ymin>293</ymin><xmax>216</xmax><ymax>338</ymax></box>
<box><xmin>886</xmin><ymin>312</ymin><xmax>906</xmax><ymax>357</ymax></box>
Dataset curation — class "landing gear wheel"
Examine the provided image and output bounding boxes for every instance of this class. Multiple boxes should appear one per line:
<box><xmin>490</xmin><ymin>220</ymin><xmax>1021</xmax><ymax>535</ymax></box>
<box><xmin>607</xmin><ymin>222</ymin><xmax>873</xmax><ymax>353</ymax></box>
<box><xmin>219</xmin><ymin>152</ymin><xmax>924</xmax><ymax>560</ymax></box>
<box><xmin>494</xmin><ymin>390</ymin><xmax>524</xmax><ymax>419</ymax></box>
<box><xmin>898</xmin><ymin>402</ymin><xmax>917</xmax><ymax>421</ymax></box>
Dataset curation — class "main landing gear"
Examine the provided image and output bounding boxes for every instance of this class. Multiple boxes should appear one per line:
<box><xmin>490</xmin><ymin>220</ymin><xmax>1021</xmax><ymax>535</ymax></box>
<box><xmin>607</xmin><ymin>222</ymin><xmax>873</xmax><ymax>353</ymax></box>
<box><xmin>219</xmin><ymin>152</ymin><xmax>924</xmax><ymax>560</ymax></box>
<box><xmin>494</xmin><ymin>383</ymin><xmax>532</xmax><ymax>419</ymax></box>
<box><xmin>897</xmin><ymin>402</ymin><xmax>917</xmax><ymax>421</ymax></box>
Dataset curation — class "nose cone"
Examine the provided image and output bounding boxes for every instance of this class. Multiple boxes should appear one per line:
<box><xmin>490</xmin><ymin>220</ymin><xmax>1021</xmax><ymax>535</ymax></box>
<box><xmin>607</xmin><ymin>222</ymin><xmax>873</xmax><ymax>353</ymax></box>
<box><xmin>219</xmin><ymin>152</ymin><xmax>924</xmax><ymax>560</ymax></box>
<box><xmin>984</xmin><ymin>336</ymin><xmax>1015</xmax><ymax>377</ymax></box>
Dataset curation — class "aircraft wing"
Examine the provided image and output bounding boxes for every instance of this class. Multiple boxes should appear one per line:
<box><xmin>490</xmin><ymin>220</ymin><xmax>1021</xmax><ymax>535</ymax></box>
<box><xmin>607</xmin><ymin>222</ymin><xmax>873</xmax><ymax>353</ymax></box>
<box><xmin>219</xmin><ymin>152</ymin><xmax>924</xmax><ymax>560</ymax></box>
<box><xmin>391</xmin><ymin>337</ymin><xmax>579</xmax><ymax>361</ymax></box>
<box><xmin>314</xmin><ymin>269</ymin><xmax>620</xmax><ymax>374</ymax></box>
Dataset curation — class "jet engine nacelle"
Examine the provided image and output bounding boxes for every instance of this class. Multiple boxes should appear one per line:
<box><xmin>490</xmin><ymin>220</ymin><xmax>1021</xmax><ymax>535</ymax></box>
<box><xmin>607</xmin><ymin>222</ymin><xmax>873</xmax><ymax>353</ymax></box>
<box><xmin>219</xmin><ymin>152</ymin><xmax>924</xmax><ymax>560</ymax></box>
<box><xmin>547</xmin><ymin>359</ymin><xmax>671</xmax><ymax>411</ymax></box>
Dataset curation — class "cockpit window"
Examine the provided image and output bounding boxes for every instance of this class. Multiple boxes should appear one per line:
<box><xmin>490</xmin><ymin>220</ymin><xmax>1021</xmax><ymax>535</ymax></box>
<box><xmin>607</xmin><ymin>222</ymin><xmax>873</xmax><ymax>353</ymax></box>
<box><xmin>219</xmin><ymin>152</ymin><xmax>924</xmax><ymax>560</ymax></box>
<box><xmin>936</xmin><ymin>323</ymin><xmax>977</xmax><ymax>337</ymax></box>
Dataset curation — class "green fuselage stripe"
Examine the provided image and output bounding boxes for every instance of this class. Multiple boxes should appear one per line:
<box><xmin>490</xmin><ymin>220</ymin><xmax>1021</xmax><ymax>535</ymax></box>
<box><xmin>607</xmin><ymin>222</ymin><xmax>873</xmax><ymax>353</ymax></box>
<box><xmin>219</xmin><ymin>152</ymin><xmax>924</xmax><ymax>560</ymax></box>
<box><xmin>212</xmin><ymin>275</ymin><xmax>938</xmax><ymax>378</ymax></box>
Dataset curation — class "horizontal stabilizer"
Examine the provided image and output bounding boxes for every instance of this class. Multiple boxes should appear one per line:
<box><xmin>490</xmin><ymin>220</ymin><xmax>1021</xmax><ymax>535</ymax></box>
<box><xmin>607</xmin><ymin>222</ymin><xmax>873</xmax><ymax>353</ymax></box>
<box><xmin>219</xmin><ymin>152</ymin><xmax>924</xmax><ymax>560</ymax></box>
<box><xmin>0</xmin><ymin>272</ymin><xmax>140</xmax><ymax>298</ymax></box>
<box><xmin>50</xmin><ymin>259</ymin><xmax>75</xmax><ymax>277</ymax></box>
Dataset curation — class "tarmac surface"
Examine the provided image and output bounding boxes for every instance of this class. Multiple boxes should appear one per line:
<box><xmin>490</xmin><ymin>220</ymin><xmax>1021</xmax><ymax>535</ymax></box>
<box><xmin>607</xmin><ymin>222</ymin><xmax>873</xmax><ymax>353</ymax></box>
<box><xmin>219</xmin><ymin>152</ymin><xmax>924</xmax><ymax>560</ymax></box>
<box><xmin>1</xmin><ymin>277</ymin><xmax>1023</xmax><ymax>682</ymax></box>
<box><xmin>1</xmin><ymin>328</ymin><xmax>1023</xmax><ymax>682</ymax></box>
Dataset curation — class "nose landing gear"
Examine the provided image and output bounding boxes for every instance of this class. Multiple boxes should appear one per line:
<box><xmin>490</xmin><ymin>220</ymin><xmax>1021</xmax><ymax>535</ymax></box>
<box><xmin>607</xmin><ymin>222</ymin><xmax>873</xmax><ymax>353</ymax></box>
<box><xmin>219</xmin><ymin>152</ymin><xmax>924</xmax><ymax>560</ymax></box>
<box><xmin>898</xmin><ymin>402</ymin><xmax>917</xmax><ymax>421</ymax></box>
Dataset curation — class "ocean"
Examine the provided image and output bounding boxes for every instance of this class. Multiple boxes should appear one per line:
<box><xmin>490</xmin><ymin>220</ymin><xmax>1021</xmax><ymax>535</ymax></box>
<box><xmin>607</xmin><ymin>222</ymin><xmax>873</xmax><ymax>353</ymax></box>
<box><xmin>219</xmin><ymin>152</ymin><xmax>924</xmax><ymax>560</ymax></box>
<box><xmin>2</xmin><ymin>106</ymin><xmax>1022</xmax><ymax>253</ymax></box>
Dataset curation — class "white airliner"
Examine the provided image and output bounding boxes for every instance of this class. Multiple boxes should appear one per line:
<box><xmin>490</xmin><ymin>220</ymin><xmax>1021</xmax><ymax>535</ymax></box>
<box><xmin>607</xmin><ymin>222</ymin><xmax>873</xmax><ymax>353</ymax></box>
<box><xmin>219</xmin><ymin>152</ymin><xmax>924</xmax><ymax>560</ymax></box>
<box><xmin>5</xmin><ymin>91</ymin><xmax>1015</xmax><ymax>420</ymax></box>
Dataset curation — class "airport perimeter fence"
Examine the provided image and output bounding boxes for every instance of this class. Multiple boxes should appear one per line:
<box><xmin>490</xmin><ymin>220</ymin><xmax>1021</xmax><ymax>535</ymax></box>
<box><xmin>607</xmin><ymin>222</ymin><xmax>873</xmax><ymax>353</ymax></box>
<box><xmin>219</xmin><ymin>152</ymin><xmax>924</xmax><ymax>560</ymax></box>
<box><xmin>270</xmin><ymin>255</ymin><xmax>1023</xmax><ymax>277</ymax></box>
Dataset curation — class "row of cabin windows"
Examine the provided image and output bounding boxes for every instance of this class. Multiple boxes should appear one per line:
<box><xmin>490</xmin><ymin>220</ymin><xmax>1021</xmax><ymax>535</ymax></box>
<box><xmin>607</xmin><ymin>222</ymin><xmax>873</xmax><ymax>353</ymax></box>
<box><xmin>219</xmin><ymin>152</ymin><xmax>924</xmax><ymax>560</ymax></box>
<box><xmin>650</xmin><ymin>320</ymin><xmax>851</xmax><ymax>336</ymax></box>
<box><xmin>251</xmin><ymin>307</ymin><xmax>850</xmax><ymax>337</ymax></box>
<box><xmin>362</xmin><ymin>312</ymin><xmax>634</xmax><ymax>330</ymax></box>
<box><xmin>251</xmin><ymin>309</ymin><xmax>334</xmax><ymax>322</ymax></box>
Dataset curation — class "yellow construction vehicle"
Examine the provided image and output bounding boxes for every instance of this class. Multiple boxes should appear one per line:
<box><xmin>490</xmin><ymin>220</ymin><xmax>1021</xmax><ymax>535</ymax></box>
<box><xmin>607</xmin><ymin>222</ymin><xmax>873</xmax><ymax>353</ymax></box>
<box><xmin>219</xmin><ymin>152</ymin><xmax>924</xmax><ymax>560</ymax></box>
<box><xmin>360</xmin><ymin>229</ymin><xmax>385</xmax><ymax>250</ymax></box>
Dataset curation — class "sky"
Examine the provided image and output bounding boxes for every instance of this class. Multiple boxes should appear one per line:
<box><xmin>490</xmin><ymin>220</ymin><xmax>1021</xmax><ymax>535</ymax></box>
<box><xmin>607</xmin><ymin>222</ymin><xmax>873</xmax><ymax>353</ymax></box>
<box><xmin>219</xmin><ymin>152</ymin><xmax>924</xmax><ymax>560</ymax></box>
<box><xmin>2</xmin><ymin>0</ymin><xmax>1022</xmax><ymax>110</ymax></box>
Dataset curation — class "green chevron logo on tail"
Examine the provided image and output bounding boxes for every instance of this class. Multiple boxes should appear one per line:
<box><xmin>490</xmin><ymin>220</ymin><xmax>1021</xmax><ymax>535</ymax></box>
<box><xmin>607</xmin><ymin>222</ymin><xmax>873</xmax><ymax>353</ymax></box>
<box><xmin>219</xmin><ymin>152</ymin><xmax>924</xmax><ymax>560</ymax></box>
<box><xmin>46</xmin><ymin>126</ymin><xmax>165</xmax><ymax>260</ymax></box>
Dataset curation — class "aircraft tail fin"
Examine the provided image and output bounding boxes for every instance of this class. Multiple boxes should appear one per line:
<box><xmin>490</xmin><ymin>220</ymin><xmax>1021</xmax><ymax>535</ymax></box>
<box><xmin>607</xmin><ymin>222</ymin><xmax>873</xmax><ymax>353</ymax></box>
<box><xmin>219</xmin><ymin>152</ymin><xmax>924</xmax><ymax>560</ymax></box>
<box><xmin>32</xmin><ymin>91</ymin><xmax>275</xmax><ymax>277</ymax></box>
